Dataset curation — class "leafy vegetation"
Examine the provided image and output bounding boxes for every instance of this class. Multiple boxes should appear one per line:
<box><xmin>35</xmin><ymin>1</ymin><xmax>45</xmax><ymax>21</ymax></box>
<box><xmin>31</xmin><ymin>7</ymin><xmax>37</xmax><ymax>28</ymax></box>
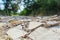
<box><xmin>0</xmin><ymin>0</ymin><xmax>60</xmax><ymax>16</ymax></box>
<box><xmin>21</xmin><ymin>0</ymin><xmax>60</xmax><ymax>16</ymax></box>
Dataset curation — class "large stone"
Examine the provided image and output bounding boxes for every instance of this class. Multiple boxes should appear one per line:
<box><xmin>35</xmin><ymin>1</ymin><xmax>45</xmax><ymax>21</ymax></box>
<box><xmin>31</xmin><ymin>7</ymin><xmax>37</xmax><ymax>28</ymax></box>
<box><xmin>43</xmin><ymin>21</ymin><xmax>59</xmax><ymax>28</ymax></box>
<box><xmin>15</xmin><ymin>25</ymin><xmax>23</xmax><ymax>30</ymax></box>
<box><xmin>47</xmin><ymin>21</ymin><xmax>58</xmax><ymax>26</ymax></box>
<box><xmin>6</xmin><ymin>27</ymin><xmax>27</xmax><ymax>39</ymax></box>
<box><xmin>28</xmin><ymin>21</ymin><xmax>42</xmax><ymax>30</ymax></box>
<box><xmin>29</xmin><ymin>27</ymin><xmax>60</xmax><ymax>40</ymax></box>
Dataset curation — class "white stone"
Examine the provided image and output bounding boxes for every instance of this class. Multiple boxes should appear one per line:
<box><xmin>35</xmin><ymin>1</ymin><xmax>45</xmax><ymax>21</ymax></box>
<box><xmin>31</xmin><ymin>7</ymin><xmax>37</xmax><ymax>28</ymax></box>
<box><xmin>7</xmin><ymin>27</ymin><xmax>27</xmax><ymax>39</ymax></box>
<box><xmin>13</xmin><ymin>38</ymin><xmax>21</xmax><ymax>40</ymax></box>
<box><xmin>29</xmin><ymin>27</ymin><xmax>60</xmax><ymax>40</ymax></box>
<box><xmin>47</xmin><ymin>21</ymin><xmax>58</xmax><ymax>25</ymax></box>
<box><xmin>28</xmin><ymin>21</ymin><xmax>42</xmax><ymax>29</ymax></box>
<box><xmin>16</xmin><ymin>25</ymin><xmax>22</xmax><ymax>30</ymax></box>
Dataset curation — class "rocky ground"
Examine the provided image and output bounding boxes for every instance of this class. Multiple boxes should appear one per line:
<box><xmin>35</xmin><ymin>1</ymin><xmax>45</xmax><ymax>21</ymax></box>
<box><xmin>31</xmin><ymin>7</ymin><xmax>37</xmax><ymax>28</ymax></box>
<box><xmin>0</xmin><ymin>15</ymin><xmax>60</xmax><ymax>40</ymax></box>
